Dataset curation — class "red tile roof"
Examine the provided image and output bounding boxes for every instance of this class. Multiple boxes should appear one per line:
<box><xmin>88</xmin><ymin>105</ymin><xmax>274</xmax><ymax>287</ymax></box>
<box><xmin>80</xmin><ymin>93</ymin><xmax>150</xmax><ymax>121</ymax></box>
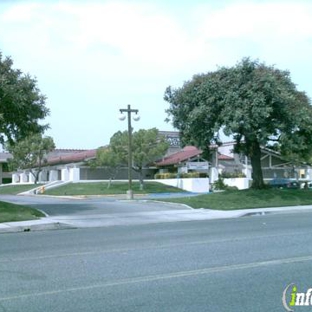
<box><xmin>156</xmin><ymin>146</ymin><xmax>202</xmax><ymax>166</ymax></box>
<box><xmin>218</xmin><ymin>154</ymin><xmax>234</xmax><ymax>160</ymax></box>
<box><xmin>47</xmin><ymin>149</ymin><xmax>97</xmax><ymax>165</ymax></box>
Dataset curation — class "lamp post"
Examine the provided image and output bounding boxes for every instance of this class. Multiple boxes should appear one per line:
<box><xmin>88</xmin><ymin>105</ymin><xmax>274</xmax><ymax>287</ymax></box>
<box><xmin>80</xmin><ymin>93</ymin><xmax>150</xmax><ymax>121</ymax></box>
<box><xmin>119</xmin><ymin>104</ymin><xmax>140</xmax><ymax>199</ymax></box>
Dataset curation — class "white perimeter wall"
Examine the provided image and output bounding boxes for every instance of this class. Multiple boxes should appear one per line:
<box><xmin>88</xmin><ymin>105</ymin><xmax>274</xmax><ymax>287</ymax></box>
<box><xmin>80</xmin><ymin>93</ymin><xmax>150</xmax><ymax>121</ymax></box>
<box><xmin>223</xmin><ymin>178</ymin><xmax>250</xmax><ymax>190</ymax></box>
<box><xmin>155</xmin><ymin>178</ymin><xmax>210</xmax><ymax>193</ymax></box>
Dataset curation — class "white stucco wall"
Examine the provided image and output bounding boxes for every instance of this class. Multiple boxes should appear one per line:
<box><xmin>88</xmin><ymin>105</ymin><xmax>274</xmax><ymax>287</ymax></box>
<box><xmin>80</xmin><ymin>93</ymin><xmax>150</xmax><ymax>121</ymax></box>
<box><xmin>20</xmin><ymin>173</ymin><xmax>28</xmax><ymax>183</ymax></box>
<box><xmin>12</xmin><ymin>173</ymin><xmax>19</xmax><ymax>184</ymax></box>
<box><xmin>70</xmin><ymin>167</ymin><xmax>80</xmax><ymax>182</ymax></box>
<box><xmin>209</xmin><ymin>167</ymin><xmax>219</xmax><ymax>183</ymax></box>
<box><xmin>155</xmin><ymin>178</ymin><xmax>210</xmax><ymax>193</ymax></box>
<box><xmin>62</xmin><ymin>168</ymin><xmax>70</xmax><ymax>181</ymax></box>
<box><xmin>39</xmin><ymin>170</ymin><xmax>48</xmax><ymax>182</ymax></box>
<box><xmin>49</xmin><ymin>170</ymin><xmax>59</xmax><ymax>182</ymax></box>
<box><xmin>223</xmin><ymin>178</ymin><xmax>250</xmax><ymax>190</ymax></box>
<box><xmin>29</xmin><ymin>173</ymin><xmax>36</xmax><ymax>183</ymax></box>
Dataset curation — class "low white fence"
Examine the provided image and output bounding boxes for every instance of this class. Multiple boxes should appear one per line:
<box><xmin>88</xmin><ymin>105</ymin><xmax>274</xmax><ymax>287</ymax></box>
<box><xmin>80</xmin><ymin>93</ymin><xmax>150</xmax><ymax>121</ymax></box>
<box><xmin>154</xmin><ymin>178</ymin><xmax>210</xmax><ymax>193</ymax></box>
<box><xmin>223</xmin><ymin>177</ymin><xmax>250</xmax><ymax>190</ymax></box>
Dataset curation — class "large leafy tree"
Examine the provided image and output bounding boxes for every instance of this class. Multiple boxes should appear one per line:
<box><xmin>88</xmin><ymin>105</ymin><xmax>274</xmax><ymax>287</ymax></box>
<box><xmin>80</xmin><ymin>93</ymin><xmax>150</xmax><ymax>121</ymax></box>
<box><xmin>7</xmin><ymin>134</ymin><xmax>55</xmax><ymax>184</ymax></box>
<box><xmin>132</xmin><ymin>128</ymin><xmax>169</xmax><ymax>188</ymax></box>
<box><xmin>164</xmin><ymin>58</ymin><xmax>312</xmax><ymax>189</ymax></box>
<box><xmin>96</xmin><ymin>128</ymin><xmax>169</xmax><ymax>189</ymax></box>
<box><xmin>93</xmin><ymin>146</ymin><xmax>124</xmax><ymax>188</ymax></box>
<box><xmin>0</xmin><ymin>52</ymin><xmax>49</xmax><ymax>145</ymax></box>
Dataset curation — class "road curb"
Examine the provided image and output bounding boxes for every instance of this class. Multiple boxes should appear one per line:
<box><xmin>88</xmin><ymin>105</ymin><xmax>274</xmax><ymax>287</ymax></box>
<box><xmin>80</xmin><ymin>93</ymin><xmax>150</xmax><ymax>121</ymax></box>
<box><xmin>0</xmin><ymin>220</ymin><xmax>75</xmax><ymax>234</ymax></box>
<box><xmin>1</xmin><ymin>204</ymin><xmax>312</xmax><ymax>234</ymax></box>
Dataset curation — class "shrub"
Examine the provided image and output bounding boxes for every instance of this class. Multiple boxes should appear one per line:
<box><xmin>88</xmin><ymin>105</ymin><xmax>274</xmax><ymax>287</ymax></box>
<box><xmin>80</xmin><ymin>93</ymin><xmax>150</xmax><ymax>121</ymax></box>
<box><xmin>154</xmin><ymin>173</ymin><xmax>177</xmax><ymax>179</ymax></box>
<box><xmin>2</xmin><ymin>178</ymin><xmax>12</xmax><ymax>184</ymax></box>
<box><xmin>155</xmin><ymin>172</ymin><xmax>208</xmax><ymax>179</ymax></box>
<box><xmin>220</xmin><ymin>171</ymin><xmax>246</xmax><ymax>178</ymax></box>
<box><xmin>213</xmin><ymin>177</ymin><xmax>239</xmax><ymax>191</ymax></box>
<box><xmin>181</xmin><ymin>172</ymin><xmax>198</xmax><ymax>178</ymax></box>
<box><xmin>181</xmin><ymin>172</ymin><xmax>208</xmax><ymax>178</ymax></box>
<box><xmin>213</xmin><ymin>177</ymin><xmax>227</xmax><ymax>190</ymax></box>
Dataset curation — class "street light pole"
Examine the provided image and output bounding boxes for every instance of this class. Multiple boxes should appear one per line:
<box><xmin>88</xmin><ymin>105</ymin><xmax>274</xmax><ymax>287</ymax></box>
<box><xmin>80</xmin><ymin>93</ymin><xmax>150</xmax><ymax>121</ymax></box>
<box><xmin>119</xmin><ymin>104</ymin><xmax>139</xmax><ymax>199</ymax></box>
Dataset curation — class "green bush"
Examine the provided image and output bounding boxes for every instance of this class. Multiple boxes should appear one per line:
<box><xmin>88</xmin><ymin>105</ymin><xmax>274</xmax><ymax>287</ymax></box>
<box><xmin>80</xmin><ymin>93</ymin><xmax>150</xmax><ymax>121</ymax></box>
<box><xmin>213</xmin><ymin>177</ymin><xmax>227</xmax><ymax>190</ymax></box>
<box><xmin>180</xmin><ymin>172</ymin><xmax>208</xmax><ymax>178</ymax></box>
<box><xmin>180</xmin><ymin>172</ymin><xmax>199</xmax><ymax>178</ymax></box>
<box><xmin>154</xmin><ymin>173</ymin><xmax>177</xmax><ymax>179</ymax></box>
<box><xmin>155</xmin><ymin>172</ymin><xmax>208</xmax><ymax>179</ymax></box>
<box><xmin>213</xmin><ymin>177</ymin><xmax>238</xmax><ymax>191</ymax></box>
<box><xmin>220</xmin><ymin>171</ymin><xmax>246</xmax><ymax>178</ymax></box>
<box><xmin>2</xmin><ymin>178</ymin><xmax>12</xmax><ymax>184</ymax></box>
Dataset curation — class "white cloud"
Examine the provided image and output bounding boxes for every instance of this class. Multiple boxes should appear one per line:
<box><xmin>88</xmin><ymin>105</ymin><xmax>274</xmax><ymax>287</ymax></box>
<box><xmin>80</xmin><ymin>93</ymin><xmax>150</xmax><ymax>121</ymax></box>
<box><xmin>0</xmin><ymin>1</ymin><xmax>203</xmax><ymax>72</ymax></box>
<box><xmin>2</xmin><ymin>1</ymin><xmax>312</xmax><ymax>71</ymax></box>
<box><xmin>0</xmin><ymin>0</ymin><xmax>312</xmax><ymax>148</ymax></box>
<box><xmin>198</xmin><ymin>2</ymin><xmax>312</xmax><ymax>40</ymax></box>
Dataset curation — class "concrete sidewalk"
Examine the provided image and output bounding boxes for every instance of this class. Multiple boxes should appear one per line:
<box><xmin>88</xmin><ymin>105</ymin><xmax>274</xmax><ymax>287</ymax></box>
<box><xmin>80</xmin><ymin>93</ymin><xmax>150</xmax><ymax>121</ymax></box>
<box><xmin>1</xmin><ymin>204</ymin><xmax>312</xmax><ymax>234</ymax></box>
<box><xmin>0</xmin><ymin>218</ymin><xmax>74</xmax><ymax>233</ymax></box>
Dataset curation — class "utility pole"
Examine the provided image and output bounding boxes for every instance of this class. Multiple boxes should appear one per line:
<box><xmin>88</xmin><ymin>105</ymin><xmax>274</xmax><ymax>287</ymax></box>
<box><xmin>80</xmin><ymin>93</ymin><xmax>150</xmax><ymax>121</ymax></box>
<box><xmin>119</xmin><ymin>105</ymin><xmax>140</xmax><ymax>199</ymax></box>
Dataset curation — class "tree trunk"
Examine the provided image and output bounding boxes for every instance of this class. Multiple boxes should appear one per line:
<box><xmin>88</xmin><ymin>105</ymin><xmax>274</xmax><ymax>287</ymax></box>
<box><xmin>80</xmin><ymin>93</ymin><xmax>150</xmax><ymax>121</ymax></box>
<box><xmin>248</xmin><ymin>139</ymin><xmax>265</xmax><ymax>189</ymax></box>
<box><xmin>35</xmin><ymin>170</ymin><xmax>40</xmax><ymax>185</ymax></box>
<box><xmin>139</xmin><ymin>168</ymin><xmax>144</xmax><ymax>191</ymax></box>
<box><xmin>30</xmin><ymin>170</ymin><xmax>38</xmax><ymax>184</ymax></box>
<box><xmin>107</xmin><ymin>178</ymin><xmax>112</xmax><ymax>189</ymax></box>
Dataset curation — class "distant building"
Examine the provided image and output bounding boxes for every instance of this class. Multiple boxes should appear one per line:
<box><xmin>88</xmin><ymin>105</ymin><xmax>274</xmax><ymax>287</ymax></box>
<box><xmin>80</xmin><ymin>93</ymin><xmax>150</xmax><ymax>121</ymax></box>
<box><xmin>12</xmin><ymin>149</ymin><xmax>97</xmax><ymax>183</ymax></box>
<box><xmin>0</xmin><ymin>152</ymin><xmax>13</xmax><ymax>184</ymax></box>
<box><xmin>158</xmin><ymin>131</ymin><xmax>181</xmax><ymax>156</ymax></box>
<box><xmin>11</xmin><ymin>148</ymin><xmax>156</xmax><ymax>184</ymax></box>
<box><xmin>155</xmin><ymin>146</ymin><xmax>208</xmax><ymax>174</ymax></box>
<box><xmin>9</xmin><ymin>132</ymin><xmax>312</xmax><ymax>187</ymax></box>
<box><xmin>215</xmin><ymin>142</ymin><xmax>312</xmax><ymax>181</ymax></box>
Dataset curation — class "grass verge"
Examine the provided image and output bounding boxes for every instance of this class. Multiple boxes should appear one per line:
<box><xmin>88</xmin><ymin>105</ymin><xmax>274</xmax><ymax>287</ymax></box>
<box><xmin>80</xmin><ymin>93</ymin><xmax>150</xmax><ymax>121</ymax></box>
<box><xmin>44</xmin><ymin>182</ymin><xmax>185</xmax><ymax>196</ymax></box>
<box><xmin>0</xmin><ymin>184</ymin><xmax>37</xmax><ymax>195</ymax></box>
<box><xmin>0</xmin><ymin>201</ymin><xmax>45</xmax><ymax>223</ymax></box>
<box><xmin>162</xmin><ymin>189</ymin><xmax>312</xmax><ymax>210</ymax></box>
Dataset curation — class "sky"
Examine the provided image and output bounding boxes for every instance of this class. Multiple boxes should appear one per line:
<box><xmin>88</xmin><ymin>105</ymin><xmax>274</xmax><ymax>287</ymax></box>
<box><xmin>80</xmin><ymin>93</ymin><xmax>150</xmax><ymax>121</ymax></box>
<box><xmin>1</xmin><ymin>0</ymin><xmax>312</xmax><ymax>149</ymax></box>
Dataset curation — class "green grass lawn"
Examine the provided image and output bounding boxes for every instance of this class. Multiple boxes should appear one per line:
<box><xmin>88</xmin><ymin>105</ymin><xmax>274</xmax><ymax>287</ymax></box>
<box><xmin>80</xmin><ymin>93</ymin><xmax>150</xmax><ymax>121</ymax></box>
<box><xmin>0</xmin><ymin>184</ymin><xmax>37</xmax><ymax>195</ymax></box>
<box><xmin>0</xmin><ymin>201</ymin><xmax>45</xmax><ymax>223</ymax></box>
<box><xmin>44</xmin><ymin>182</ymin><xmax>185</xmax><ymax>196</ymax></box>
<box><xmin>163</xmin><ymin>189</ymin><xmax>312</xmax><ymax>210</ymax></box>
<box><xmin>1</xmin><ymin>182</ymin><xmax>312</xmax><ymax>217</ymax></box>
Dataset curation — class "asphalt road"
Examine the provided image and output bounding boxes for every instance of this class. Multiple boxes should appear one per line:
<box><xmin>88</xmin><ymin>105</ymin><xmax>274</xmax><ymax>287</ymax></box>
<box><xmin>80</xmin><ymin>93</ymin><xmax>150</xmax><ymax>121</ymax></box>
<box><xmin>1</xmin><ymin>211</ymin><xmax>312</xmax><ymax>311</ymax></box>
<box><xmin>0</xmin><ymin>194</ymin><xmax>189</xmax><ymax>216</ymax></box>
<box><xmin>1</xmin><ymin>195</ymin><xmax>226</xmax><ymax>228</ymax></box>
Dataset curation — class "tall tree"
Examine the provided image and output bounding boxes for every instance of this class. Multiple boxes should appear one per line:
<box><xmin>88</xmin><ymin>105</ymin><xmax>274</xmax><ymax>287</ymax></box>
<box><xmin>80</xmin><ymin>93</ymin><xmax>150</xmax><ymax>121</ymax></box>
<box><xmin>93</xmin><ymin>146</ymin><xmax>123</xmax><ymax>188</ymax></box>
<box><xmin>7</xmin><ymin>134</ymin><xmax>55</xmax><ymax>184</ymax></box>
<box><xmin>0</xmin><ymin>52</ymin><xmax>49</xmax><ymax>145</ymax></box>
<box><xmin>132</xmin><ymin>128</ymin><xmax>169</xmax><ymax>188</ymax></box>
<box><xmin>165</xmin><ymin>58</ymin><xmax>312</xmax><ymax>189</ymax></box>
<box><xmin>96</xmin><ymin>128</ymin><xmax>169</xmax><ymax>189</ymax></box>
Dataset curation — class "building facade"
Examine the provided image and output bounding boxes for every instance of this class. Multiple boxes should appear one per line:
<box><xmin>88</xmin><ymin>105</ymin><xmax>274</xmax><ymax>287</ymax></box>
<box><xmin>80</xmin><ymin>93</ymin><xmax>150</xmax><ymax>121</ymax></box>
<box><xmin>0</xmin><ymin>152</ymin><xmax>13</xmax><ymax>184</ymax></box>
<box><xmin>9</xmin><ymin>134</ymin><xmax>312</xmax><ymax>188</ymax></box>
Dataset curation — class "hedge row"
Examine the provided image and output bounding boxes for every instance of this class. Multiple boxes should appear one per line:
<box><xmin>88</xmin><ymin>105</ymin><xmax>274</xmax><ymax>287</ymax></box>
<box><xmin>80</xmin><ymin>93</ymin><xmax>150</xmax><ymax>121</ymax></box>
<box><xmin>220</xmin><ymin>172</ymin><xmax>246</xmax><ymax>178</ymax></box>
<box><xmin>155</xmin><ymin>172</ymin><xmax>208</xmax><ymax>179</ymax></box>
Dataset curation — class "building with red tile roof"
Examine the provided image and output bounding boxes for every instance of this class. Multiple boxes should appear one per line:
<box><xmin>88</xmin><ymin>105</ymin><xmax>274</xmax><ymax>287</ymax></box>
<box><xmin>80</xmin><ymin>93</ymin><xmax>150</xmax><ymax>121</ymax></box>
<box><xmin>46</xmin><ymin>149</ymin><xmax>97</xmax><ymax>166</ymax></box>
<box><xmin>218</xmin><ymin>154</ymin><xmax>234</xmax><ymax>161</ymax></box>
<box><xmin>155</xmin><ymin>146</ymin><xmax>209</xmax><ymax>178</ymax></box>
<box><xmin>156</xmin><ymin>146</ymin><xmax>202</xmax><ymax>167</ymax></box>
<box><xmin>8</xmin><ymin>133</ymin><xmax>312</xmax><ymax>187</ymax></box>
